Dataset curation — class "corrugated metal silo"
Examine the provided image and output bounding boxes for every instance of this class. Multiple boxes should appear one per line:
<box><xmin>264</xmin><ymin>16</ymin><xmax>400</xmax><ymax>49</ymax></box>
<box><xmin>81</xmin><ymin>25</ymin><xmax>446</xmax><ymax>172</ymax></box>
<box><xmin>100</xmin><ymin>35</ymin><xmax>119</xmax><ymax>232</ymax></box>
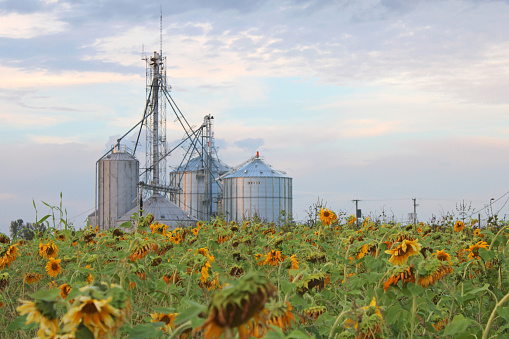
<box><xmin>170</xmin><ymin>156</ymin><xmax>230</xmax><ymax>221</ymax></box>
<box><xmin>97</xmin><ymin>148</ymin><xmax>139</xmax><ymax>229</ymax></box>
<box><xmin>221</xmin><ymin>154</ymin><xmax>292</xmax><ymax>223</ymax></box>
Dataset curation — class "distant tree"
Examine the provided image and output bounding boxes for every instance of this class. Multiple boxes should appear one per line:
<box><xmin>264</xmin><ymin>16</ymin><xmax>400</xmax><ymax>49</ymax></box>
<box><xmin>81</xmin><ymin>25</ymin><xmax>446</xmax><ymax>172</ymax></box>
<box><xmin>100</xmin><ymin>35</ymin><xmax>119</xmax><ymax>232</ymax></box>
<box><xmin>9</xmin><ymin>219</ymin><xmax>47</xmax><ymax>240</ymax></box>
<box><xmin>10</xmin><ymin>219</ymin><xmax>23</xmax><ymax>240</ymax></box>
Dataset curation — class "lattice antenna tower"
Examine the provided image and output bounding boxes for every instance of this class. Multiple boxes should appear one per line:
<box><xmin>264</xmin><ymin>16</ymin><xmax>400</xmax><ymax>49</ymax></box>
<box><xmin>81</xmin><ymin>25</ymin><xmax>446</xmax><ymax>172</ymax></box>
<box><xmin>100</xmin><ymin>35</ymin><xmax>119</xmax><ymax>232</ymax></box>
<box><xmin>141</xmin><ymin>12</ymin><xmax>169</xmax><ymax>199</ymax></box>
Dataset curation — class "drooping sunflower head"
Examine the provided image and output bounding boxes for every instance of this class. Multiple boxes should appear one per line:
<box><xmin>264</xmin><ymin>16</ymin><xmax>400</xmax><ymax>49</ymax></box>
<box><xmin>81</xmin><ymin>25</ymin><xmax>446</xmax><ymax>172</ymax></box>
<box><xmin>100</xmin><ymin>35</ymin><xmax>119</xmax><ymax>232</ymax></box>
<box><xmin>295</xmin><ymin>272</ymin><xmax>329</xmax><ymax>294</ymax></box>
<box><xmin>23</xmin><ymin>273</ymin><xmax>43</xmax><ymax>285</ymax></box>
<box><xmin>203</xmin><ymin>273</ymin><xmax>276</xmax><ymax>329</ymax></box>
<box><xmin>435</xmin><ymin>250</ymin><xmax>451</xmax><ymax>262</ymax></box>
<box><xmin>0</xmin><ymin>272</ymin><xmax>9</xmax><ymax>290</ymax></box>
<box><xmin>417</xmin><ymin>258</ymin><xmax>453</xmax><ymax>288</ymax></box>
<box><xmin>383</xmin><ymin>264</ymin><xmax>415</xmax><ymax>291</ymax></box>
<box><xmin>0</xmin><ymin>233</ymin><xmax>10</xmax><ymax>244</ymax></box>
<box><xmin>267</xmin><ymin>301</ymin><xmax>295</xmax><ymax>331</ymax></box>
<box><xmin>17</xmin><ymin>299</ymin><xmax>59</xmax><ymax>337</ymax></box>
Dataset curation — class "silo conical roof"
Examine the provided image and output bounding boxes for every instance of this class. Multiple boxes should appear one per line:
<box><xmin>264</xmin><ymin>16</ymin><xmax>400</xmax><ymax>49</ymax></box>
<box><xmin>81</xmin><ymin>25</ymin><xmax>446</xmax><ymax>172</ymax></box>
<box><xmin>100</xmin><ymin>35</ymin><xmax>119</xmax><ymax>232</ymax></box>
<box><xmin>222</xmin><ymin>157</ymin><xmax>288</xmax><ymax>179</ymax></box>
<box><xmin>117</xmin><ymin>194</ymin><xmax>197</xmax><ymax>228</ymax></box>
<box><xmin>172</xmin><ymin>156</ymin><xmax>230</xmax><ymax>173</ymax></box>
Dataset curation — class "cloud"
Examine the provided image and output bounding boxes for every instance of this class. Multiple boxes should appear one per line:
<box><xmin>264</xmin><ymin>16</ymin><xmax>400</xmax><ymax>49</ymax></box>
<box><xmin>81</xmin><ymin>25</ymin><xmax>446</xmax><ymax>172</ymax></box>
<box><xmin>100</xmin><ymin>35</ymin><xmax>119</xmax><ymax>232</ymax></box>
<box><xmin>0</xmin><ymin>65</ymin><xmax>141</xmax><ymax>89</ymax></box>
<box><xmin>0</xmin><ymin>10</ymin><xmax>68</xmax><ymax>39</ymax></box>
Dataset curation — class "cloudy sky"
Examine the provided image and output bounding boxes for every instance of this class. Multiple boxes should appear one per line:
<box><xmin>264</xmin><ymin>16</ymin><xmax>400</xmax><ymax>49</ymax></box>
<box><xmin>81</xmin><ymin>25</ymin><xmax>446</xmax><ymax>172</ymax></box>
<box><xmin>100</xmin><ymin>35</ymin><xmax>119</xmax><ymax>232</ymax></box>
<box><xmin>2</xmin><ymin>0</ymin><xmax>509</xmax><ymax>235</ymax></box>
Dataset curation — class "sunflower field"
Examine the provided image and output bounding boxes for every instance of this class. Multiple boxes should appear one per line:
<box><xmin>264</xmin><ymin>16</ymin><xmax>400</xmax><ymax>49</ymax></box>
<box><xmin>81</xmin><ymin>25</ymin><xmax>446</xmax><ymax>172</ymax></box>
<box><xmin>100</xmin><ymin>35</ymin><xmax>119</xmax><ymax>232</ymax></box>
<box><xmin>2</xmin><ymin>207</ymin><xmax>509</xmax><ymax>338</ymax></box>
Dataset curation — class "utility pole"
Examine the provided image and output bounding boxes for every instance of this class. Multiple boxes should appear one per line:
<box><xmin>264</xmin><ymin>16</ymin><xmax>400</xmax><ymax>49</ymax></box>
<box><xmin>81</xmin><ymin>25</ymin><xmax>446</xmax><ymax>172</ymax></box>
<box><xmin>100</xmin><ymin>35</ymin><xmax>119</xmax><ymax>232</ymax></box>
<box><xmin>353</xmin><ymin>199</ymin><xmax>360</xmax><ymax>229</ymax></box>
<box><xmin>412</xmin><ymin>198</ymin><xmax>418</xmax><ymax>225</ymax></box>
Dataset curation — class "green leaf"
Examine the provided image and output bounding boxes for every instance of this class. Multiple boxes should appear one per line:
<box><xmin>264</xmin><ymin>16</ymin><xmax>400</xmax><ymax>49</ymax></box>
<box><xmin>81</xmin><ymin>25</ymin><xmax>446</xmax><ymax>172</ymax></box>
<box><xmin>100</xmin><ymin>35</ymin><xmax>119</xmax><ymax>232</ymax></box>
<box><xmin>174</xmin><ymin>300</ymin><xmax>206</xmax><ymax>326</ymax></box>
<box><xmin>153</xmin><ymin>307</ymin><xmax>176</xmax><ymax>314</ymax></box>
<box><xmin>120</xmin><ymin>221</ymin><xmax>132</xmax><ymax>228</ymax></box>
<box><xmin>465</xmin><ymin>283</ymin><xmax>490</xmax><ymax>296</ymax></box>
<box><xmin>497</xmin><ymin>305</ymin><xmax>509</xmax><ymax>322</ymax></box>
<box><xmin>75</xmin><ymin>325</ymin><xmax>95</xmax><ymax>339</ymax></box>
<box><xmin>30</xmin><ymin>288</ymin><xmax>61</xmax><ymax>302</ymax></box>
<box><xmin>291</xmin><ymin>294</ymin><xmax>309</xmax><ymax>309</ymax></box>
<box><xmin>406</xmin><ymin>282</ymin><xmax>424</xmax><ymax>296</ymax></box>
<box><xmin>444</xmin><ymin>314</ymin><xmax>471</xmax><ymax>336</ymax></box>
<box><xmin>479</xmin><ymin>248</ymin><xmax>495</xmax><ymax>261</ymax></box>
<box><xmin>7</xmin><ymin>315</ymin><xmax>38</xmax><ymax>331</ymax></box>
<box><xmin>128</xmin><ymin>323</ymin><xmax>164</xmax><ymax>339</ymax></box>
<box><xmin>37</xmin><ymin>215</ymin><xmax>51</xmax><ymax>225</ymax></box>
<box><xmin>99</xmin><ymin>262</ymin><xmax>118</xmax><ymax>275</ymax></box>
<box><xmin>281</xmin><ymin>279</ymin><xmax>295</xmax><ymax>295</ymax></box>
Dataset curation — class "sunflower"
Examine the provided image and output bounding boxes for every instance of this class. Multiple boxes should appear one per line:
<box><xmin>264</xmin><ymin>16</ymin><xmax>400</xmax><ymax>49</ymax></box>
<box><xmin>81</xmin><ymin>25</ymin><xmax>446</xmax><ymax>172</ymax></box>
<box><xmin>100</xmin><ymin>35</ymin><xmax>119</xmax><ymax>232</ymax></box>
<box><xmin>466</xmin><ymin>241</ymin><xmax>489</xmax><ymax>261</ymax></box>
<box><xmin>289</xmin><ymin>254</ymin><xmax>299</xmax><ymax>270</ymax></box>
<box><xmin>86</xmin><ymin>274</ymin><xmax>94</xmax><ymax>284</ymax></box>
<box><xmin>45</xmin><ymin>258</ymin><xmax>62</xmax><ymax>277</ymax></box>
<box><xmin>301</xmin><ymin>306</ymin><xmax>326</xmax><ymax>324</ymax></box>
<box><xmin>417</xmin><ymin>262</ymin><xmax>453</xmax><ymax>288</ymax></box>
<box><xmin>0</xmin><ymin>244</ymin><xmax>18</xmax><ymax>269</ymax></box>
<box><xmin>23</xmin><ymin>273</ymin><xmax>43</xmax><ymax>285</ymax></box>
<box><xmin>267</xmin><ymin>302</ymin><xmax>295</xmax><ymax>331</ymax></box>
<box><xmin>129</xmin><ymin>242</ymin><xmax>158</xmax><ymax>262</ymax></box>
<box><xmin>200</xmin><ymin>273</ymin><xmax>275</xmax><ymax>338</ymax></box>
<box><xmin>385</xmin><ymin>239</ymin><xmax>422</xmax><ymax>265</ymax></box>
<box><xmin>319</xmin><ymin>208</ymin><xmax>337</xmax><ymax>226</ymax></box>
<box><xmin>17</xmin><ymin>299</ymin><xmax>59</xmax><ymax>337</ymax></box>
<box><xmin>151</xmin><ymin>312</ymin><xmax>178</xmax><ymax>333</ymax></box>
<box><xmin>39</xmin><ymin>242</ymin><xmax>58</xmax><ymax>259</ymax></box>
<box><xmin>192</xmin><ymin>228</ymin><xmax>199</xmax><ymax>236</ymax></box>
<box><xmin>62</xmin><ymin>295</ymin><xmax>121</xmax><ymax>337</ymax></box>
<box><xmin>0</xmin><ymin>233</ymin><xmax>9</xmax><ymax>244</ymax></box>
<box><xmin>344</xmin><ymin>297</ymin><xmax>383</xmax><ymax>336</ymax></box>
<box><xmin>474</xmin><ymin>228</ymin><xmax>482</xmax><ymax>237</ymax></box>
<box><xmin>56</xmin><ymin>233</ymin><xmax>66</xmax><ymax>242</ymax></box>
<box><xmin>59</xmin><ymin>284</ymin><xmax>72</xmax><ymax>299</ymax></box>
<box><xmin>263</xmin><ymin>250</ymin><xmax>286</xmax><ymax>266</ymax></box>
<box><xmin>200</xmin><ymin>261</ymin><xmax>211</xmax><ymax>282</ymax></box>
<box><xmin>432</xmin><ymin>318</ymin><xmax>449</xmax><ymax>331</ymax></box>
<box><xmin>0</xmin><ymin>272</ymin><xmax>9</xmax><ymax>290</ymax></box>
<box><xmin>454</xmin><ymin>220</ymin><xmax>465</xmax><ymax>232</ymax></box>
<box><xmin>435</xmin><ymin>250</ymin><xmax>451</xmax><ymax>262</ymax></box>
<box><xmin>383</xmin><ymin>264</ymin><xmax>415</xmax><ymax>291</ymax></box>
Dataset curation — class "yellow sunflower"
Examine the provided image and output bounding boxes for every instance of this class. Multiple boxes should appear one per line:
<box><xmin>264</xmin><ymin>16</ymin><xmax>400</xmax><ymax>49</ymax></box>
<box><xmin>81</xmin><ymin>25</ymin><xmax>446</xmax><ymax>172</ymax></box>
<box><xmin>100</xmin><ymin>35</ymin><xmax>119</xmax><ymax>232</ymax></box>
<box><xmin>150</xmin><ymin>312</ymin><xmax>178</xmax><ymax>333</ymax></box>
<box><xmin>17</xmin><ymin>299</ymin><xmax>59</xmax><ymax>337</ymax></box>
<box><xmin>474</xmin><ymin>229</ymin><xmax>482</xmax><ymax>237</ymax></box>
<box><xmin>45</xmin><ymin>258</ymin><xmax>62</xmax><ymax>277</ymax></box>
<box><xmin>59</xmin><ymin>284</ymin><xmax>72</xmax><ymax>299</ymax></box>
<box><xmin>62</xmin><ymin>295</ymin><xmax>121</xmax><ymax>337</ymax></box>
<box><xmin>318</xmin><ymin>208</ymin><xmax>337</xmax><ymax>226</ymax></box>
<box><xmin>385</xmin><ymin>239</ymin><xmax>422</xmax><ymax>265</ymax></box>
<box><xmin>435</xmin><ymin>250</ymin><xmax>451</xmax><ymax>262</ymax></box>
<box><xmin>23</xmin><ymin>273</ymin><xmax>43</xmax><ymax>285</ymax></box>
<box><xmin>466</xmin><ymin>241</ymin><xmax>489</xmax><ymax>261</ymax></box>
<box><xmin>267</xmin><ymin>302</ymin><xmax>295</xmax><ymax>331</ymax></box>
<box><xmin>39</xmin><ymin>242</ymin><xmax>58</xmax><ymax>259</ymax></box>
<box><xmin>454</xmin><ymin>220</ymin><xmax>465</xmax><ymax>232</ymax></box>
<box><xmin>192</xmin><ymin>228</ymin><xmax>199</xmax><ymax>236</ymax></box>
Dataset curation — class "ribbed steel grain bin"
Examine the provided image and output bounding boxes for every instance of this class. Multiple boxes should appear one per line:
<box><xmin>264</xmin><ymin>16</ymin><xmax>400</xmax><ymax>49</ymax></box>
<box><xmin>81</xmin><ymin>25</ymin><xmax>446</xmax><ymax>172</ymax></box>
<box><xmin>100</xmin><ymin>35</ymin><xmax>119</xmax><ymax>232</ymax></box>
<box><xmin>222</xmin><ymin>157</ymin><xmax>292</xmax><ymax>223</ymax></box>
<box><xmin>97</xmin><ymin>151</ymin><xmax>139</xmax><ymax>229</ymax></box>
<box><xmin>170</xmin><ymin>156</ymin><xmax>230</xmax><ymax>221</ymax></box>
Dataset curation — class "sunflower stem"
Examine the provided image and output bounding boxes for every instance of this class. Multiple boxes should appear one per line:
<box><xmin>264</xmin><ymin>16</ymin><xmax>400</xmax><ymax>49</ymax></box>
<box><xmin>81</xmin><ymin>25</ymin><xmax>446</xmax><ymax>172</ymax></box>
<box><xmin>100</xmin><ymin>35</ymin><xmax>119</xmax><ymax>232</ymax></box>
<box><xmin>482</xmin><ymin>290</ymin><xmax>509</xmax><ymax>339</ymax></box>
<box><xmin>168</xmin><ymin>320</ymin><xmax>192</xmax><ymax>339</ymax></box>
<box><xmin>489</xmin><ymin>225</ymin><xmax>509</xmax><ymax>251</ymax></box>
<box><xmin>328</xmin><ymin>309</ymin><xmax>348</xmax><ymax>338</ymax></box>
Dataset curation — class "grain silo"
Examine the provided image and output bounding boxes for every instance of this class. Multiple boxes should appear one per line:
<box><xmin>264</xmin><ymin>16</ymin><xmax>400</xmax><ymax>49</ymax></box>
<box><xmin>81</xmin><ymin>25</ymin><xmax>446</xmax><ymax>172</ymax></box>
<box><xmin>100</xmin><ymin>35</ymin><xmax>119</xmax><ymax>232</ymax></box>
<box><xmin>221</xmin><ymin>152</ymin><xmax>292</xmax><ymax>223</ymax></box>
<box><xmin>94</xmin><ymin>146</ymin><xmax>139</xmax><ymax>230</ymax></box>
<box><xmin>170</xmin><ymin>156</ymin><xmax>230</xmax><ymax>221</ymax></box>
